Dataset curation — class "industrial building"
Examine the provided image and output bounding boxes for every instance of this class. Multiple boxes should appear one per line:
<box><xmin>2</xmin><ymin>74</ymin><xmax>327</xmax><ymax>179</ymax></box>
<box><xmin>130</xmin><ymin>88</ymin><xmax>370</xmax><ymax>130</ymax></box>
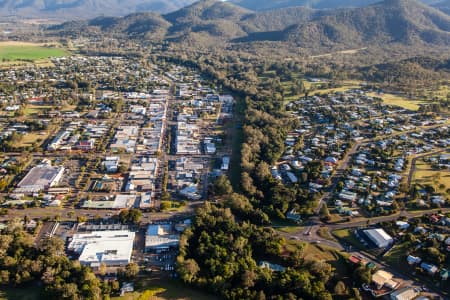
<box><xmin>16</xmin><ymin>161</ymin><xmax>64</xmax><ymax>193</ymax></box>
<box><xmin>68</xmin><ymin>230</ymin><xmax>135</xmax><ymax>267</ymax></box>
<box><xmin>145</xmin><ymin>224</ymin><xmax>179</xmax><ymax>252</ymax></box>
<box><xmin>364</xmin><ymin>228</ymin><xmax>393</xmax><ymax>248</ymax></box>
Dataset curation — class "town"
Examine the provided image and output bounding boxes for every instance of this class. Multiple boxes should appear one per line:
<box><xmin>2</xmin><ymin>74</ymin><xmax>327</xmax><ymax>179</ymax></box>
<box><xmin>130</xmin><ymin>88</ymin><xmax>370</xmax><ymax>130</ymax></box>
<box><xmin>0</xmin><ymin>47</ymin><xmax>449</xmax><ymax>300</ymax></box>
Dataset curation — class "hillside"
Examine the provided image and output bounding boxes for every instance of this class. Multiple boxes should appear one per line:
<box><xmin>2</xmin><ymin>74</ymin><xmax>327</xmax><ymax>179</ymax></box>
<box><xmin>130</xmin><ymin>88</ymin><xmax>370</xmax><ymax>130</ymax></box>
<box><xmin>230</xmin><ymin>0</ymin><xmax>444</xmax><ymax>10</ymax></box>
<box><xmin>49</xmin><ymin>0</ymin><xmax>450</xmax><ymax>52</ymax></box>
<box><xmin>433</xmin><ymin>0</ymin><xmax>450</xmax><ymax>14</ymax></box>
<box><xmin>237</xmin><ymin>0</ymin><xmax>450</xmax><ymax>48</ymax></box>
<box><xmin>0</xmin><ymin>0</ymin><xmax>197</xmax><ymax>20</ymax></box>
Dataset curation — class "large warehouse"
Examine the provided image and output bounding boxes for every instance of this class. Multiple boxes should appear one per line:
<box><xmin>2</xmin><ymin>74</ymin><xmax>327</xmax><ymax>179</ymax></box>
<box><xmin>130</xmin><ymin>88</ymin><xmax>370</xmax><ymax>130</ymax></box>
<box><xmin>16</xmin><ymin>161</ymin><xmax>64</xmax><ymax>193</ymax></box>
<box><xmin>68</xmin><ymin>230</ymin><xmax>135</xmax><ymax>267</ymax></box>
<box><xmin>364</xmin><ymin>228</ymin><xmax>393</xmax><ymax>248</ymax></box>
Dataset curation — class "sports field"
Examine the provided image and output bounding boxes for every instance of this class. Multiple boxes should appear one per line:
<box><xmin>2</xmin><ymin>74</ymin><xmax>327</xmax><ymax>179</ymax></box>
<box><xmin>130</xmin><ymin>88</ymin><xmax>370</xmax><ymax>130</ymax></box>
<box><xmin>0</xmin><ymin>41</ymin><xmax>68</xmax><ymax>62</ymax></box>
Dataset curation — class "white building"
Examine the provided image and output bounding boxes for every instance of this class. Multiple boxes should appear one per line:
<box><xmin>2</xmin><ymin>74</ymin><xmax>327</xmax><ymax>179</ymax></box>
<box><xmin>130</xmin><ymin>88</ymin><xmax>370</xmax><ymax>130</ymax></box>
<box><xmin>68</xmin><ymin>230</ymin><xmax>135</xmax><ymax>267</ymax></box>
<box><xmin>145</xmin><ymin>225</ymin><xmax>179</xmax><ymax>252</ymax></box>
<box><xmin>364</xmin><ymin>228</ymin><xmax>393</xmax><ymax>248</ymax></box>
<box><xmin>390</xmin><ymin>287</ymin><xmax>419</xmax><ymax>300</ymax></box>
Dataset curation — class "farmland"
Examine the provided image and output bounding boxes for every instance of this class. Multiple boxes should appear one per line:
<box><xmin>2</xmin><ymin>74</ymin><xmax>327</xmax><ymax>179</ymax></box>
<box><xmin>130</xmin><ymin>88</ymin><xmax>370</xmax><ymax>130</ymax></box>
<box><xmin>0</xmin><ymin>42</ymin><xmax>68</xmax><ymax>63</ymax></box>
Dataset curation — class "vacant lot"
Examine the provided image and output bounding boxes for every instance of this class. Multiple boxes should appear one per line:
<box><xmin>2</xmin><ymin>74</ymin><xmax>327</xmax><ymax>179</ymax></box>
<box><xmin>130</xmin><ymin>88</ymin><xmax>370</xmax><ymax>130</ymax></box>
<box><xmin>112</xmin><ymin>274</ymin><xmax>218</xmax><ymax>300</ymax></box>
<box><xmin>412</xmin><ymin>158</ymin><xmax>450</xmax><ymax>194</ymax></box>
<box><xmin>0</xmin><ymin>41</ymin><xmax>68</xmax><ymax>62</ymax></box>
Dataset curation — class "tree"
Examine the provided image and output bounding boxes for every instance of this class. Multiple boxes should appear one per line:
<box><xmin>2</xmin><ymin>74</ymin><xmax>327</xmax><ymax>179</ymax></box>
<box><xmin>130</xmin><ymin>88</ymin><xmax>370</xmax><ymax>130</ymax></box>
<box><xmin>119</xmin><ymin>209</ymin><xmax>142</xmax><ymax>224</ymax></box>
<box><xmin>334</xmin><ymin>281</ymin><xmax>347</xmax><ymax>295</ymax></box>
<box><xmin>320</xmin><ymin>203</ymin><xmax>331</xmax><ymax>221</ymax></box>
<box><xmin>177</xmin><ymin>258</ymin><xmax>200</xmax><ymax>283</ymax></box>
<box><xmin>122</xmin><ymin>262</ymin><xmax>139</xmax><ymax>279</ymax></box>
<box><xmin>212</xmin><ymin>175</ymin><xmax>233</xmax><ymax>196</ymax></box>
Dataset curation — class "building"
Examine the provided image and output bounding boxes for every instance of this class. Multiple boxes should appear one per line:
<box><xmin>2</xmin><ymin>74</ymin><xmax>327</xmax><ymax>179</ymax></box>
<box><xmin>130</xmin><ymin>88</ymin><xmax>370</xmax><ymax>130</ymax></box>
<box><xmin>390</xmin><ymin>287</ymin><xmax>419</xmax><ymax>300</ymax></box>
<box><xmin>259</xmin><ymin>261</ymin><xmax>286</xmax><ymax>272</ymax></box>
<box><xmin>16</xmin><ymin>162</ymin><xmax>64</xmax><ymax>193</ymax></box>
<box><xmin>406</xmin><ymin>255</ymin><xmax>421</xmax><ymax>265</ymax></box>
<box><xmin>145</xmin><ymin>224</ymin><xmax>179</xmax><ymax>252</ymax></box>
<box><xmin>103</xmin><ymin>156</ymin><xmax>120</xmax><ymax>173</ymax></box>
<box><xmin>371</xmin><ymin>270</ymin><xmax>399</xmax><ymax>290</ymax></box>
<box><xmin>364</xmin><ymin>228</ymin><xmax>393</xmax><ymax>248</ymax></box>
<box><xmin>420</xmin><ymin>262</ymin><xmax>438</xmax><ymax>275</ymax></box>
<box><xmin>68</xmin><ymin>230</ymin><xmax>135</xmax><ymax>267</ymax></box>
<box><xmin>221</xmin><ymin>156</ymin><xmax>230</xmax><ymax>171</ymax></box>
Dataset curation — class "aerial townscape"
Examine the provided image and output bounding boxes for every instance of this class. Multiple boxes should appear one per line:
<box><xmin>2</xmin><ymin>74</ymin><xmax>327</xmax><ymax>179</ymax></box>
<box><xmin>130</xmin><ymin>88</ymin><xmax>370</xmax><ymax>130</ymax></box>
<box><xmin>0</xmin><ymin>0</ymin><xmax>449</xmax><ymax>299</ymax></box>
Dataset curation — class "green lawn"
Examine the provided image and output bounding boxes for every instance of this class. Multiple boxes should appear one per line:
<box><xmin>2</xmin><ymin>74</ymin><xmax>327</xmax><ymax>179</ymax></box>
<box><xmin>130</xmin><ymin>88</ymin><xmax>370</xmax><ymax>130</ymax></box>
<box><xmin>332</xmin><ymin>229</ymin><xmax>366</xmax><ymax>249</ymax></box>
<box><xmin>0</xmin><ymin>42</ymin><xmax>68</xmax><ymax>62</ymax></box>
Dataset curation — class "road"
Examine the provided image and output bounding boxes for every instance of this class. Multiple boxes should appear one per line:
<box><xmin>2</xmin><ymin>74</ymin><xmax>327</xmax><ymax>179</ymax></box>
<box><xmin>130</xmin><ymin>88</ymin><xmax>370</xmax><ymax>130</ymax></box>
<box><xmin>278</xmin><ymin>208</ymin><xmax>450</xmax><ymax>300</ymax></box>
<box><xmin>407</xmin><ymin>149</ymin><xmax>446</xmax><ymax>187</ymax></box>
<box><xmin>314</xmin><ymin>141</ymin><xmax>361</xmax><ymax>215</ymax></box>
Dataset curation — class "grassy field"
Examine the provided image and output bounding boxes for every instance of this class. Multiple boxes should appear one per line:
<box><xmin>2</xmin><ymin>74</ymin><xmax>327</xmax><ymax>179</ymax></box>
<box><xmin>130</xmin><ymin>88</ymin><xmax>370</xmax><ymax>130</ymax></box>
<box><xmin>112</xmin><ymin>275</ymin><xmax>218</xmax><ymax>300</ymax></box>
<box><xmin>0</xmin><ymin>41</ymin><xmax>68</xmax><ymax>62</ymax></box>
<box><xmin>412</xmin><ymin>158</ymin><xmax>450</xmax><ymax>194</ymax></box>
<box><xmin>317</xmin><ymin>227</ymin><xmax>336</xmax><ymax>241</ymax></box>
<box><xmin>333</xmin><ymin>229</ymin><xmax>366</xmax><ymax>249</ymax></box>
<box><xmin>367</xmin><ymin>92</ymin><xmax>427</xmax><ymax>111</ymax></box>
<box><xmin>383</xmin><ymin>242</ymin><xmax>410</xmax><ymax>269</ymax></box>
<box><xmin>18</xmin><ymin>132</ymin><xmax>47</xmax><ymax>147</ymax></box>
<box><xmin>285</xmin><ymin>240</ymin><xmax>349</xmax><ymax>276</ymax></box>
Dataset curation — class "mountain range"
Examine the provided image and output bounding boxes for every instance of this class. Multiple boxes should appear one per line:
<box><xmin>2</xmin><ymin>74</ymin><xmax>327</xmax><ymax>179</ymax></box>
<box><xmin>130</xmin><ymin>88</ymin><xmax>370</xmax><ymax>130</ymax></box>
<box><xmin>228</xmin><ymin>0</ymin><xmax>445</xmax><ymax>10</ymax></box>
<box><xmin>0</xmin><ymin>0</ymin><xmax>197</xmax><ymax>19</ymax></box>
<box><xmin>0</xmin><ymin>0</ymin><xmax>449</xmax><ymax>20</ymax></box>
<box><xmin>49</xmin><ymin>0</ymin><xmax>450</xmax><ymax>52</ymax></box>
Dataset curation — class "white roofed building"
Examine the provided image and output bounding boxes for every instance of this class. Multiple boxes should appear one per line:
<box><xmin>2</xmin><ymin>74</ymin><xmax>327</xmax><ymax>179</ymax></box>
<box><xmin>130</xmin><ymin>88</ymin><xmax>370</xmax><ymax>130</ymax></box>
<box><xmin>68</xmin><ymin>230</ymin><xmax>135</xmax><ymax>267</ymax></box>
<box><xmin>364</xmin><ymin>228</ymin><xmax>393</xmax><ymax>248</ymax></box>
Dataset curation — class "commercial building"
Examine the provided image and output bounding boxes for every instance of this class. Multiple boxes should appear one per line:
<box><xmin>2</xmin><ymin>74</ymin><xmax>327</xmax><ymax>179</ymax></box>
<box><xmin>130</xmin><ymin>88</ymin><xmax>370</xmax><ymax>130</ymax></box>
<box><xmin>16</xmin><ymin>162</ymin><xmax>64</xmax><ymax>193</ymax></box>
<box><xmin>145</xmin><ymin>224</ymin><xmax>179</xmax><ymax>252</ymax></box>
<box><xmin>68</xmin><ymin>230</ymin><xmax>135</xmax><ymax>267</ymax></box>
<box><xmin>364</xmin><ymin>228</ymin><xmax>393</xmax><ymax>248</ymax></box>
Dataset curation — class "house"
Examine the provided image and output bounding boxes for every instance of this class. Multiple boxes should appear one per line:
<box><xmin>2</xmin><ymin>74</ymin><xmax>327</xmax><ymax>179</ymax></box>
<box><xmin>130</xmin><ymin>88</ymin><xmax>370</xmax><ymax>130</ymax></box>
<box><xmin>75</xmin><ymin>139</ymin><xmax>95</xmax><ymax>151</ymax></box>
<box><xmin>396</xmin><ymin>221</ymin><xmax>410</xmax><ymax>230</ymax></box>
<box><xmin>390</xmin><ymin>287</ymin><xmax>419</xmax><ymax>300</ymax></box>
<box><xmin>406</xmin><ymin>255</ymin><xmax>421</xmax><ymax>265</ymax></box>
<box><xmin>259</xmin><ymin>261</ymin><xmax>285</xmax><ymax>272</ymax></box>
<box><xmin>371</xmin><ymin>270</ymin><xmax>399</xmax><ymax>290</ymax></box>
<box><xmin>420</xmin><ymin>262</ymin><xmax>438</xmax><ymax>275</ymax></box>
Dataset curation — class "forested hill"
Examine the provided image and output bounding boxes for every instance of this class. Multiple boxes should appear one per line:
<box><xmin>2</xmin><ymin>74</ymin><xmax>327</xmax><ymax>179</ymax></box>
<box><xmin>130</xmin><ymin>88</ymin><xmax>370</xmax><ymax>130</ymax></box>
<box><xmin>229</xmin><ymin>0</ymin><xmax>448</xmax><ymax>11</ymax></box>
<box><xmin>49</xmin><ymin>0</ymin><xmax>450</xmax><ymax>52</ymax></box>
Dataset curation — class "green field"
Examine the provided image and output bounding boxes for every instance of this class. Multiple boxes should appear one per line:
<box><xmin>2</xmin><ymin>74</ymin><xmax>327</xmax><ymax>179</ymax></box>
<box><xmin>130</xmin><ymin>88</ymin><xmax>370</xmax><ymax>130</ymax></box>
<box><xmin>0</xmin><ymin>42</ymin><xmax>68</xmax><ymax>62</ymax></box>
